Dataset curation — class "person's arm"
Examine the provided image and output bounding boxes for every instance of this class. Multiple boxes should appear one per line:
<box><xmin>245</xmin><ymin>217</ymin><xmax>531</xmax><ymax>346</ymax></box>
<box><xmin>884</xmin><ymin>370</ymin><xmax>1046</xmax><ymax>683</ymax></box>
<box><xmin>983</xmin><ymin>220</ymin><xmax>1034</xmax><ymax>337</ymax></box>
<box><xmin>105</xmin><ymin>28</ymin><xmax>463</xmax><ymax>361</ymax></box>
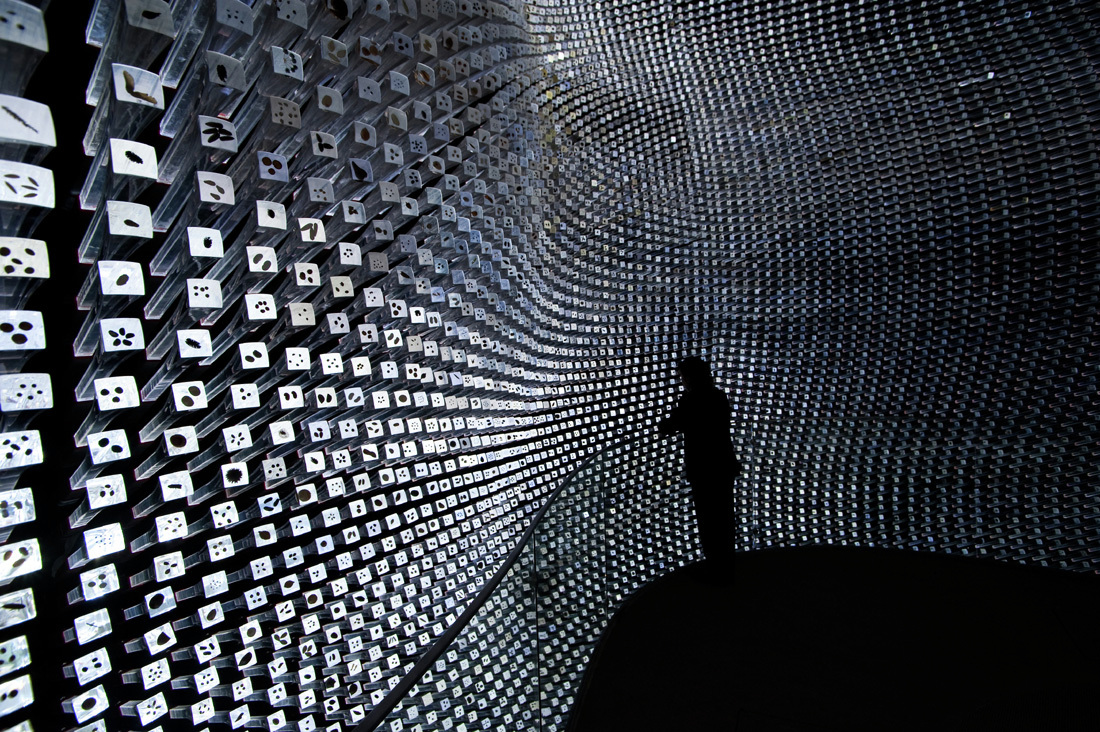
<box><xmin>657</xmin><ymin>401</ymin><xmax>684</xmax><ymax>436</ymax></box>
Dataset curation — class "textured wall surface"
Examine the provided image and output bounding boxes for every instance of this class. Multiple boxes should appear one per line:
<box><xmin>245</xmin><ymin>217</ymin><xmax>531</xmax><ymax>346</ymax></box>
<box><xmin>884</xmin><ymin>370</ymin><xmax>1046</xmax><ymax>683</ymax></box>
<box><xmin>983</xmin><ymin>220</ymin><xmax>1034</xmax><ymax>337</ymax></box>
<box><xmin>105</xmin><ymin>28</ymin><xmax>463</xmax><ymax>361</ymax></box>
<box><xmin>533</xmin><ymin>0</ymin><xmax>1100</xmax><ymax>566</ymax></box>
<box><xmin>0</xmin><ymin>0</ymin><xmax>1096</xmax><ymax>730</ymax></box>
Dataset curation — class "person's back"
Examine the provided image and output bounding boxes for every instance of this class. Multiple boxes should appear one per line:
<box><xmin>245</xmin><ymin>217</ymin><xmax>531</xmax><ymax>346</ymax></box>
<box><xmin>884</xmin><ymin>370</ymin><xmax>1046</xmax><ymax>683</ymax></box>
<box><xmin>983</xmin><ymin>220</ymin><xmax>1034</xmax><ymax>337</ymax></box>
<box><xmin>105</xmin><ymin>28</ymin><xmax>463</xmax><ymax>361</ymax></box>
<box><xmin>671</xmin><ymin>384</ymin><xmax>737</xmax><ymax>488</ymax></box>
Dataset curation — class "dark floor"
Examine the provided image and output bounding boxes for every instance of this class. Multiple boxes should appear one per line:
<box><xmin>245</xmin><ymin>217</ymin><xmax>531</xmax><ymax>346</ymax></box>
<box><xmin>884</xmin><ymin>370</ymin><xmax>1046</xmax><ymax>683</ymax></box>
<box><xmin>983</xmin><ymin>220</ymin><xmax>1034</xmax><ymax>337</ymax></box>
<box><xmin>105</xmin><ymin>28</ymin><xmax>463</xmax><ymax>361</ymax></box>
<box><xmin>567</xmin><ymin>546</ymin><xmax>1100</xmax><ymax>732</ymax></box>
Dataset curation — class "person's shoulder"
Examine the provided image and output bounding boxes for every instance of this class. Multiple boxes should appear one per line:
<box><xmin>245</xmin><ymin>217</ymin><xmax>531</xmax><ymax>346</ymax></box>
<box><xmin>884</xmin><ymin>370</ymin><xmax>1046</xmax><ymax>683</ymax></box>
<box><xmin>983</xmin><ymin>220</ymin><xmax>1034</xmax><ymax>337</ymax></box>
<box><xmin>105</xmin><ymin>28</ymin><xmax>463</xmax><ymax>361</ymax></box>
<box><xmin>706</xmin><ymin>386</ymin><xmax>732</xmax><ymax>410</ymax></box>
<box><xmin>704</xmin><ymin>385</ymin><xmax>729</xmax><ymax>400</ymax></box>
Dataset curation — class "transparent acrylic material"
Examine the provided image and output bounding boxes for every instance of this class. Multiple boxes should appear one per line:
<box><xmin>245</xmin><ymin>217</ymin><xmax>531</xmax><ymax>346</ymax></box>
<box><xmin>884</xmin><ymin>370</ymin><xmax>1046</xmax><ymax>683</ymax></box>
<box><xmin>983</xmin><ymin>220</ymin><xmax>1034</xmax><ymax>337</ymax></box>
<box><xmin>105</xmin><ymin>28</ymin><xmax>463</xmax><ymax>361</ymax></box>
<box><xmin>374</xmin><ymin>436</ymin><xmax>699</xmax><ymax>732</ymax></box>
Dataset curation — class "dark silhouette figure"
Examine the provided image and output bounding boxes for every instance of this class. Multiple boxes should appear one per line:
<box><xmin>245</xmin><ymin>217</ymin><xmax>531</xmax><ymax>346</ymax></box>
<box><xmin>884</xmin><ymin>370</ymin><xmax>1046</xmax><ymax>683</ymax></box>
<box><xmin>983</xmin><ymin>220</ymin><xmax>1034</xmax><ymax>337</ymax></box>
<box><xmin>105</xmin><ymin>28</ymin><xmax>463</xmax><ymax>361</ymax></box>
<box><xmin>658</xmin><ymin>357</ymin><xmax>740</xmax><ymax>568</ymax></box>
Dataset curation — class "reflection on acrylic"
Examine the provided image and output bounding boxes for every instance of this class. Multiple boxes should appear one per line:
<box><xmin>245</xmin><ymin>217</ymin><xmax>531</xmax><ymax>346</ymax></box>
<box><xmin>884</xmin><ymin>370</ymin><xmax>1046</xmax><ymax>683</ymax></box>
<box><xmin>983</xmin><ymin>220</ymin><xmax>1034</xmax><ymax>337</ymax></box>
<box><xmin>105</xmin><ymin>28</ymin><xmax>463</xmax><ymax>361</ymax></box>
<box><xmin>0</xmin><ymin>0</ymin><xmax>1093</xmax><ymax>730</ymax></box>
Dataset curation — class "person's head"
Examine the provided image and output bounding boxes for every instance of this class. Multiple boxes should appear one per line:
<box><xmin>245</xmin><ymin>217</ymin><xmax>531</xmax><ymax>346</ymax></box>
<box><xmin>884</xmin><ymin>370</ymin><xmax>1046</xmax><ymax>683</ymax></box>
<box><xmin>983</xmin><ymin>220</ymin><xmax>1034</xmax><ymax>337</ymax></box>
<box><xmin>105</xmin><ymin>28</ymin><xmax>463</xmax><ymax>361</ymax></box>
<box><xmin>677</xmin><ymin>356</ymin><xmax>714</xmax><ymax>392</ymax></box>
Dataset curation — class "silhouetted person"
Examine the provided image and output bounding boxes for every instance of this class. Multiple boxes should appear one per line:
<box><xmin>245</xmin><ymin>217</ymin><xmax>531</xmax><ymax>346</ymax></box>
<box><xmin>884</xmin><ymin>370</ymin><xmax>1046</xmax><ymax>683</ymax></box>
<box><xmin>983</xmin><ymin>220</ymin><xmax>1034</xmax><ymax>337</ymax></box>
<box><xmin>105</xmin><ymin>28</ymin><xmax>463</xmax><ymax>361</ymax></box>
<box><xmin>658</xmin><ymin>357</ymin><xmax>739</xmax><ymax>569</ymax></box>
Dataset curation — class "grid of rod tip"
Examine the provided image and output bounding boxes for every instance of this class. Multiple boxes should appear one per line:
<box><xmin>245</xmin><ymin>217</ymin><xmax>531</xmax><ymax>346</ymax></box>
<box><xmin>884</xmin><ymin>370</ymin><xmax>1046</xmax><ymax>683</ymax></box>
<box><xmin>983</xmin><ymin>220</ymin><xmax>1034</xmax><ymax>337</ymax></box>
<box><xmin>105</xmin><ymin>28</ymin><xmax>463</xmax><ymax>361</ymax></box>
<box><xmin>529</xmin><ymin>442</ymin><xmax>696</xmax><ymax>731</ymax></box>
<box><xmin>48</xmin><ymin>0</ymin><xmax>692</xmax><ymax>731</ymax></box>
<box><xmin>0</xmin><ymin>2</ymin><xmax>54</xmax><ymax>730</ymax></box>
<box><xmin>533</xmin><ymin>0</ymin><xmax>1100</xmax><ymax>567</ymax></box>
<box><xmin>379</xmin><ymin>439</ymin><xmax>695</xmax><ymax>732</ymax></box>
<box><xmin>379</xmin><ymin>548</ymin><xmax>540</xmax><ymax>732</ymax></box>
